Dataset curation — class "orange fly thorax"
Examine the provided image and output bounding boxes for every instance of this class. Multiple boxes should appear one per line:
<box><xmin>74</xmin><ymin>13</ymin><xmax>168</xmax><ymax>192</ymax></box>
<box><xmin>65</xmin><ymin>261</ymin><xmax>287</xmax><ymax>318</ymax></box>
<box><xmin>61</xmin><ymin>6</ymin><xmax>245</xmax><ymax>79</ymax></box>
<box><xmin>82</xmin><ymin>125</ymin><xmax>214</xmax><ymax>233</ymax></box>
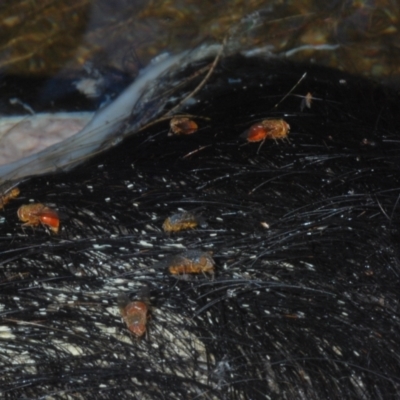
<box><xmin>0</xmin><ymin>187</ymin><xmax>20</xmax><ymax>209</ymax></box>
<box><xmin>17</xmin><ymin>203</ymin><xmax>60</xmax><ymax>234</ymax></box>
<box><xmin>168</xmin><ymin>250</ymin><xmax>215</xmax><ymax>277</ymax></box>
<box><xmin>162</xmin><ymin>211</ymin><xmax>201</xmax><ymax>232</ymax></box>
<box><xmin>169</xmin><ymin>116</ymin><xmax>198</xmax><ymax>136</ymax></box>
<box><xmin>121</xmin><ymin>301</ymin><xmax>148</xmax><ymax>337</ymax></box>
<box><xmin>242</xmin><ymin>119</ymin><xmax>290</xmax><ymax>142</ymax></box>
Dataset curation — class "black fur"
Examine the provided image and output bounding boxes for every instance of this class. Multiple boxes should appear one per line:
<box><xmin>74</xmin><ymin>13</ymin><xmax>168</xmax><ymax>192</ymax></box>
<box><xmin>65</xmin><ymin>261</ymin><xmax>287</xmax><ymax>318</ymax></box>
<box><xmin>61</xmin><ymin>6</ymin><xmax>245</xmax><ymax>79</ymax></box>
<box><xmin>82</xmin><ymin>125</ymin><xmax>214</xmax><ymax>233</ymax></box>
<box><xmin>1</xmin><ymin>55</ymin><xmax>400</xmax><ymax>399</ymax></box>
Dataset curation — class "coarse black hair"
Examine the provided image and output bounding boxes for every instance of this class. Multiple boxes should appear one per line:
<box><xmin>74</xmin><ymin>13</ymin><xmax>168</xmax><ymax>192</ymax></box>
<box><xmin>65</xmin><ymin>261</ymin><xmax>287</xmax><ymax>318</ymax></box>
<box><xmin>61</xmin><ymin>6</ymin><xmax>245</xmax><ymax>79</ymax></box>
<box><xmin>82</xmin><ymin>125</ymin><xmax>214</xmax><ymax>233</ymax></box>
<box><xmin>1</xmin><ymin>53</ymin><xmax>400</xmax><ymax>399</ymax></box>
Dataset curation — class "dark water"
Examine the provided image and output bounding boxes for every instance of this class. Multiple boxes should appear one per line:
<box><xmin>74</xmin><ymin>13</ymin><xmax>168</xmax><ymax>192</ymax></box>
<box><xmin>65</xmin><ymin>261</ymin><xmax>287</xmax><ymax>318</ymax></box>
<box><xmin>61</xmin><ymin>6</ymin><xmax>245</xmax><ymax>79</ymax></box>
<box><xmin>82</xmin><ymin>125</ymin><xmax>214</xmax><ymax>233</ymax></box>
<box><xmin>2</xmin><ymin>1</ymin><xmax>400</xmax><ymax>79</ymax></box>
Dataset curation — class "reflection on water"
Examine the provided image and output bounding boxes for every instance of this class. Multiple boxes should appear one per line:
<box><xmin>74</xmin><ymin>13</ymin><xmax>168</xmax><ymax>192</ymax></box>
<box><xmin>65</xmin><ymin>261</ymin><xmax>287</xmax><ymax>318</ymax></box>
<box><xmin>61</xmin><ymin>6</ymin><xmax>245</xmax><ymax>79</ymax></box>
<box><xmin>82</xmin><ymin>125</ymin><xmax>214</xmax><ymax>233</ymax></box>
<box><xmin>0</xmin><ymin>0</ymin><xmax>399</xmax><ymax>78</ymax></box>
